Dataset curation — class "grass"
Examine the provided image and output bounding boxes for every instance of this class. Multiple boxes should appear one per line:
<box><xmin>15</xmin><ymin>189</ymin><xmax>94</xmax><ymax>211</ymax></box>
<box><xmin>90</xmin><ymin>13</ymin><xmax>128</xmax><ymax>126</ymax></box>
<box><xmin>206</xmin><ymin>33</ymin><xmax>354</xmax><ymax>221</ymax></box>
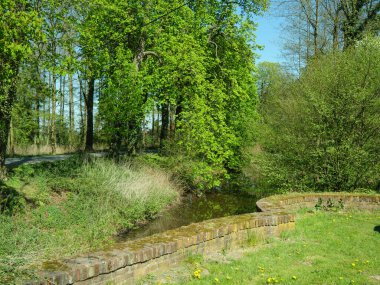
<box><xmin>0</xmin><ymin>156</ymin><xmax>180</xmax><ymax>284</ymax></box>
<box><xmin>149</xmin><ymin>210</ymin><xmax>380</xmax><ymax>285</ymax></box>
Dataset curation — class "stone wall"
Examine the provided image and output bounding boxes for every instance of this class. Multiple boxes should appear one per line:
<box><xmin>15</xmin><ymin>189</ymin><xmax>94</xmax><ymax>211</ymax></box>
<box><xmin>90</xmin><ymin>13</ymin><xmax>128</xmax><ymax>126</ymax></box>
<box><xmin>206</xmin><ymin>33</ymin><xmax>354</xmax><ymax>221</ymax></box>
<box><xmin>25</xmin><ymin>193</ymin><xmax>379</xmax><ymax>285</ymax></box>
<box><xmin>256</xmin><ymin>192</ymin><xmax>380</xmax><ymax>212</ymax></box>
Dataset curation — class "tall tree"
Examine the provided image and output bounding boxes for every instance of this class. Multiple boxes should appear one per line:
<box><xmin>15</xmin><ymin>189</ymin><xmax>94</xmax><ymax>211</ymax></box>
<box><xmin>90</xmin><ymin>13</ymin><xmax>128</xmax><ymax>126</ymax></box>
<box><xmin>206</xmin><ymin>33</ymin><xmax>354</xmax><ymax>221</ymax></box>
<box><xmin>0</xmin><ymin>0</ymin><xmax>42</xmax><ymax>177</ymax></box>
<box><xmin>278</xmin><ymin>0</ymin><xmax>380</xmax><ymax>71</ymax></box>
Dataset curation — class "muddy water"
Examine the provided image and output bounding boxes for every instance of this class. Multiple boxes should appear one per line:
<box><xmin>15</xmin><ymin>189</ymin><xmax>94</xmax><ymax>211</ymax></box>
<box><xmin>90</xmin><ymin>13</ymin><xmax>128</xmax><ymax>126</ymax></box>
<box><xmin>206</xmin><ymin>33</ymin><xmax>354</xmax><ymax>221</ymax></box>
<box><xmin>115</xmin><ymin>190</ymin><xmax>258</xmax><ymax>242</ymax></box>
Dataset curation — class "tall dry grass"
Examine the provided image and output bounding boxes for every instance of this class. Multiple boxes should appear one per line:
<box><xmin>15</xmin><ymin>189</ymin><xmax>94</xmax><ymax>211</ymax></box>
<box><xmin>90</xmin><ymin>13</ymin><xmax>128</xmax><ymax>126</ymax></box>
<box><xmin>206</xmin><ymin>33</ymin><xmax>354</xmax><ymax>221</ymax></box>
<box><xmin>0</xmin><ymin>157</ymin><xmax>181</xmax><ymax>284</ymax></box>
<box><xmin>83</xmin><ymin>159</ymin><xmax>181</xmax><ymax>217</ymax></box>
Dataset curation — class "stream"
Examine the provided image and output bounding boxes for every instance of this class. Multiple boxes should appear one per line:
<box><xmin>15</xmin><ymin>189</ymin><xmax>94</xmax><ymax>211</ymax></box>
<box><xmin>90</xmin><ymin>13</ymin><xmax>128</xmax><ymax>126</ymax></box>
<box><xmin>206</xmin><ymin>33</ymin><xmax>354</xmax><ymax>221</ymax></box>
<box><xmin>115</xmin><ymin>188</ymin><xmax>259</xmax><ymax>242</ymax></box>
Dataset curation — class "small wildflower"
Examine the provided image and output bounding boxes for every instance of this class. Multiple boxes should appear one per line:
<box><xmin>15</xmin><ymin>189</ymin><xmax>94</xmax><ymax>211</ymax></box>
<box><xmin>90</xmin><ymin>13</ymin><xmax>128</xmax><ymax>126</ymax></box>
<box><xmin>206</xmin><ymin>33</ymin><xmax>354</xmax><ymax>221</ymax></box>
<box><xmin>193</xmin><ymin>269</ymin><xmax>201</xmax><ymax>279</ymax></box>
<box><xmin>258</xmin><ymin>266</ymin><xmax>265</xmax><ymax>273</ymax></box>
<box><xmin>351</xmin><ymin>263</ymin><xmax>356</xmax><ymax>267</ymax></box>
<box><xmin>214</xmin><ymin>277</ymin><xmax>220</xmax><ymax>283</ymax></box>
<box><xmin>292</xmin><ymin>276</ymin><xmax>297</xmax><ymax>280</ymax></box>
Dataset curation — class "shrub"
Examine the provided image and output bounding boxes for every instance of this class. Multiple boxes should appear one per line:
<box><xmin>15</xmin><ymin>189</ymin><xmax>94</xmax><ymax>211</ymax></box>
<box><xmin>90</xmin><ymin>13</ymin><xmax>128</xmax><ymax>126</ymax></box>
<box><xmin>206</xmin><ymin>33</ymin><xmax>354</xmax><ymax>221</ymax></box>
<box><xmin>253</xmin><ymin>37</ymin><xmax>380</xmax><ymax>192</ymax></box>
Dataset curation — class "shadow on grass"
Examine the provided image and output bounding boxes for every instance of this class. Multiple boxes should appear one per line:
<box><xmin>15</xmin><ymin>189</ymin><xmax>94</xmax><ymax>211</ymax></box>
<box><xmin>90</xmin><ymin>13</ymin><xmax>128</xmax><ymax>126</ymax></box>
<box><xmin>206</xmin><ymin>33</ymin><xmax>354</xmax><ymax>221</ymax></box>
<box><xmin>0</xmin><ymin>181</ymin><xmax>25</xmax><ymax>215</ymax></box>
<box><xmin>374</xmin><ymin>225</ymin><xmax>380</xmax><ymax>233</ymax></box>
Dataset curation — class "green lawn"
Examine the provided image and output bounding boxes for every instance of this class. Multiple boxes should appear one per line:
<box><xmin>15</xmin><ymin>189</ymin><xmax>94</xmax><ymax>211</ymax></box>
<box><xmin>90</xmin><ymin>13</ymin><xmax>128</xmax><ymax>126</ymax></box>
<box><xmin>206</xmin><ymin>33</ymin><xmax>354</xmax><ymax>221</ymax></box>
<box><xmin>159</xmin><ymin>210</ymin><xmax>380</xmax><ymax>285</ymax></box>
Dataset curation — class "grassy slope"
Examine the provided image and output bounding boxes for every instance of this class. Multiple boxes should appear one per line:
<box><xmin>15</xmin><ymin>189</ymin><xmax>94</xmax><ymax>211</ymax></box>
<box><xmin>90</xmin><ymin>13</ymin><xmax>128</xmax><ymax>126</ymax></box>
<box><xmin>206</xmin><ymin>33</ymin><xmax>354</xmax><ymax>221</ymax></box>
<box><xmin>159</xmin><ymin>210</ymin><xmax>380</xmax><ymax>285</ymax></box>
<box><xmin>0</xmin><ymin>156</ymin><xmax>180</xmax><ymax>284</ymax></box>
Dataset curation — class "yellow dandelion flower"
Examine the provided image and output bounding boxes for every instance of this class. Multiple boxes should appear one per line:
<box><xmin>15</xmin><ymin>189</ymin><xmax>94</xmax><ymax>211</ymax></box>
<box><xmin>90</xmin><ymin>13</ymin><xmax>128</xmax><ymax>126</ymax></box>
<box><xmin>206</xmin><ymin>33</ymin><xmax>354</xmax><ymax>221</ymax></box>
<box><xmin>193</xmin><ymin>269</ymin><xmax>202</xmax><ymax>279</ymax></box>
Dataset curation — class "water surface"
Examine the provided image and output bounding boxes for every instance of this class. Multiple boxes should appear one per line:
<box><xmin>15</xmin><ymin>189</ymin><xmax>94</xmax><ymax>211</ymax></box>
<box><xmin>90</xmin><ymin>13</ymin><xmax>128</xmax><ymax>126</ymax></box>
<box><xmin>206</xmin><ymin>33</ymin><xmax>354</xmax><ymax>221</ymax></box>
<box><xmin>116</xmin><ymin>190</ymin><xmax>258</xmax><ymax>242</ymax></box>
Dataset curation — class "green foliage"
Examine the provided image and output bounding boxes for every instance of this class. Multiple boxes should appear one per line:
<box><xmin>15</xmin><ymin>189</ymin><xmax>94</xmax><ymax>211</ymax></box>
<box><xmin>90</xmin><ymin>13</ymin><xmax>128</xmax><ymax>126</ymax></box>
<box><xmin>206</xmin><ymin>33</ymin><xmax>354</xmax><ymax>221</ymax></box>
<box><xmin>254</xmin><ymin>36</ymin><xmax>380</xmax><ymax>192</ymax></box>
<box><xmin>1</xmin><ymin>0</ymin><xmax>268</xmax><ymax>188</ymax></box>
<box><xmin>98</xmin><ymin>50</ymin><xmax>145</xmax><ymax>154</ymax></box>
<box><xmin>0</xmin><ymin>0</ymin><xmax>43</xmax><ymax>173</ymax></box>
<box><xmin>0</xmin><ymin>157</ymin><xmax>179</xmax><ymax>283</ymax></box>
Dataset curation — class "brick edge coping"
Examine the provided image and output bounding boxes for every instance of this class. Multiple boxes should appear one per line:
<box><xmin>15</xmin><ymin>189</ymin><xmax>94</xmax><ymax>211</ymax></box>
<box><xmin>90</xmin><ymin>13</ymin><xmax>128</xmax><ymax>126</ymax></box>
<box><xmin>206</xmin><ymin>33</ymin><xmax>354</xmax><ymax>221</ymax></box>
<box><xmin>256</xmin><ymin>192</ymin><xmax>380</xmax><ymax>212</ymax></box>
<box><xmin>25</xmin><ymin>192</ymin><xmax>379</xmax><ymax>285</ymax></box>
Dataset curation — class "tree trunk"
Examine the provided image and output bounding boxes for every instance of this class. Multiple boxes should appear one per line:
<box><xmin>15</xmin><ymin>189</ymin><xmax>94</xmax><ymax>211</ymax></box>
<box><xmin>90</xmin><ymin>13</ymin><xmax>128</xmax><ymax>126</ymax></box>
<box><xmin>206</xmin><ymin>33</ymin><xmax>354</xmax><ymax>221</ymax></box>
<box><xmin>169</xmin><ymin>104</ymin><xmax>175</xmax><ymax>139</ymax></box>
<box><xmin>0</xmin><ymin>116</ymin><xmax>10</xmax><ymax>178</ymax></box>
<box><xmin>79</xmin><ymin>78</ymin><xmax>86</xmax><ymax>147</ymax></box>
<box><xmin>85</xmin><ymin>77</ymin><xmax>95</xmax><ymax>151</ymax></box>
<box><xmin>69</xmin><ymin>73</ymin><xmax>74</xmax><ymax>146</ymax></box>
<box><xmin>160</xmin><ymin>102</ymin><xmax>169</xmax><ymax>148</ymax></box>
<box><xmin>50</xmin><ymin>73</ymin><xmax>57</xmax><ymax>154</ymax></box>
<box><xmin>174</xmin><ymin>104</ymin><xmax>182</xmax><ymax>137</ymax></box>
<box><xmin>110</xmin><ymin>122</ymin><xmax>122</xmax><ymax>159</ymax></box>
<box><xmin>34</xmin><ymin>91</ymin><xmax>40</xmax><ymax>146</ymax></box>
<box><xmin>59</xmin><ymin>75</ymin><xmax>65</xmax><ymax>145</ymax></box>
<box><xmin>314</xmin><ymin>0</ymin><xmax>319</xmax><ymax>56</ymax></box>
<box><xmin>0</xmin><ymin>82</ymin><xmax>17</xmax><ymax>178</ymax></box>
<box><xmin>8</xmin><ymin>118</ymin><xmax>15</xmax><ymax>157</ymax></box>
<box><xmin>151</xmin><ymin>105</ymin><xmax>155</xmax><ymax>145</ymax></box>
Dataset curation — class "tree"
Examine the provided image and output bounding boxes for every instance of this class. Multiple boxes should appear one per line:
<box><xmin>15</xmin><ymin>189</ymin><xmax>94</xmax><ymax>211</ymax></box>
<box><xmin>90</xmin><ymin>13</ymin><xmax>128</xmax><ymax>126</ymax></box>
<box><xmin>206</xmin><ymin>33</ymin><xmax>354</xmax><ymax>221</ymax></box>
<box><xmin>0</xmin><ymin>0</ymin><xmax>42</xmax><ymax>177</ymax></box>
<box><xmin>278</xmin><ymin>0</ymin><xmax>380</xmax><ymax>72</ymax></box>
<box><xmin>257</xmin><ymin>61</ymin><xmax>292</xmax><ymax>108</ymax></box>
<box><xmin>254</xmin><ymin>36</ymin><xmax>380</xmax><ymax>192</ymax></box>
<box><xmin>341</xmin><ymin>0</ymin><xmax>380</xmax><ymax>49</ymax></box>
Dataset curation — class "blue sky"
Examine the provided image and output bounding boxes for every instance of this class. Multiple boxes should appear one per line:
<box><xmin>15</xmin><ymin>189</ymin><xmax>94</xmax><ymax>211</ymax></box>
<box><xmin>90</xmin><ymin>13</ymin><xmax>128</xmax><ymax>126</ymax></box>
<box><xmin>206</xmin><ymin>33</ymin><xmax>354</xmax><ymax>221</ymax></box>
<box><xmin>253</xmin><ymin>8</ymin><xmax>286</xmax><ymax>64</ymax></box>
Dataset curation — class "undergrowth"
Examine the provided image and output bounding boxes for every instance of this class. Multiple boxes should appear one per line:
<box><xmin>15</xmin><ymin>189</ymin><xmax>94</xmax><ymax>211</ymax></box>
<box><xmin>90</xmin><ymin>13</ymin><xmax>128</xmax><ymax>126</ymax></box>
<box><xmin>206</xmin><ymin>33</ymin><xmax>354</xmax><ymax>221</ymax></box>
<box><xmin>0</xmin><ymin>156</ymin><xmax>180</xmax><ymax>284</ymax></box>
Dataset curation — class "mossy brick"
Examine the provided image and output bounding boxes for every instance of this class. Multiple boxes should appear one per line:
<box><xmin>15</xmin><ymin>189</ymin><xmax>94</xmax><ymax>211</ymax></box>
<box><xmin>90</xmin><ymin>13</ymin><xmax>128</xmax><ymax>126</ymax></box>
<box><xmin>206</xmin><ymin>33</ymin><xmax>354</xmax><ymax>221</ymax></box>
<box><xmin>25</xmin><ymin>192</ymin><xmax>379</xmax><ymax>285</ymax></box>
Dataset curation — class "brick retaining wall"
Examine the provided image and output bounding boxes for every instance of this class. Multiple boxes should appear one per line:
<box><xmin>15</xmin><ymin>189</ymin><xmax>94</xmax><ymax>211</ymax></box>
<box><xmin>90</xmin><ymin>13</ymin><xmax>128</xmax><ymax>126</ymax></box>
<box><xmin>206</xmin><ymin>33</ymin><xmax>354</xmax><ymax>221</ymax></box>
<box><xmin>25</xmin><ymin>193</ymin><xmax>379</xmax><ymax>285</ymax></box>
<box><xmin>256</xmin><ymin>193</ymin><xmax>380</xmax><ymax>212</ymax></box>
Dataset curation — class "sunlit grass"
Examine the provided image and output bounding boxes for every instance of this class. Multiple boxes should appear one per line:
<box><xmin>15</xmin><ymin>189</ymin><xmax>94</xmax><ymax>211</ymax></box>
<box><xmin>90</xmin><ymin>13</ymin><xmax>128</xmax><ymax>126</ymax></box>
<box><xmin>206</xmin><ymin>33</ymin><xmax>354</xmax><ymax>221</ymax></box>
<box><xmin>174</xmin><ymin>210</ymin><xmax>380</xmax><ymax>285</ymax></box>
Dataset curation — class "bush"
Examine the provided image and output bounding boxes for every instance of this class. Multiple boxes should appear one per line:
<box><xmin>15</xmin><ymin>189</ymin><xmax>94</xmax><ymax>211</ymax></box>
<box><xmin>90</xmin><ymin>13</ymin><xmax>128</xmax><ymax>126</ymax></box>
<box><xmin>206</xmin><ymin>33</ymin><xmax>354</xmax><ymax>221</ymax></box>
<box><xmin>253</xmin><ymin>37</ymin><xmax>380</xmax><ymax>192</ymax></box>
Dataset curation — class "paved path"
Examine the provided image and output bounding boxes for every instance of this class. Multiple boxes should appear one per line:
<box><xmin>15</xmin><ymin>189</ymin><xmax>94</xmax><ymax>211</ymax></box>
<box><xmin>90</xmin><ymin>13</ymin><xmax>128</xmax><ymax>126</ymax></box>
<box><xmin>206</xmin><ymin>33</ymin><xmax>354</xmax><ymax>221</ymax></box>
<box><xmin>5</xmin><ymin>152</ymin><xmax>107</xmax><ymax>168</ymax></box>
<box><xmin>5</xmin><ymin>154</ymin><xmax>73</xmax><ymax>168</ymax></box>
